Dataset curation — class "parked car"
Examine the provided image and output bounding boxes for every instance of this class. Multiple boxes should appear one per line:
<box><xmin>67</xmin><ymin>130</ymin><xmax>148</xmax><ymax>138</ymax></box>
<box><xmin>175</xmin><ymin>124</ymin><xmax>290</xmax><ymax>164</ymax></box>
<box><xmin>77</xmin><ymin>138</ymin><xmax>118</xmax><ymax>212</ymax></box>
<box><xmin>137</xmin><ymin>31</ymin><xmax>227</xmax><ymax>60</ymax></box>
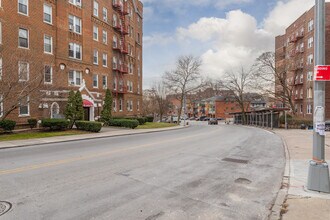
<box><xmin>189</xmin><ymin>117</ymin><xmax>196</xmax><ymax>120</ymax></box>
<box><xmin>197</xmin><ymin>116</ymin><xmax>206</xmax><ymax>121</ymax></box>
<box><xmin>208</xmin><ymin>118</ymin><xmax>218</xmax><ymax>125</ymax></box>
<box><xmin>204</xmin><ymin>117</ymin><xmax>210</xmax><ymax>121</ymax></box>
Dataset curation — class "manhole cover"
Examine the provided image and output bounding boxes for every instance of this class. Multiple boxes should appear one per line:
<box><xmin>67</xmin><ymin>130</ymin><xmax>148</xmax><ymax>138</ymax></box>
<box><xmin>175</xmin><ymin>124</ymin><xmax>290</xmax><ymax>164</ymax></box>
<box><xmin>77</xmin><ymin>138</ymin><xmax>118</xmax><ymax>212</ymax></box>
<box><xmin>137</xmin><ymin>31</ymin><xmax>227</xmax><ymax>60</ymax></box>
<box><xmin>222</xmin><ymin>158</ymin><xmax>249</xmax><ymax>164</ymax></box>
<box><xmin>0</xmin><ymin>201</ymin><xmax>12</xmax><ymax>216</ymax></box>
<box><xmin>235</xmin><ymin>178</ymin><xmax>252</xmax><ymax>185</ymax></box>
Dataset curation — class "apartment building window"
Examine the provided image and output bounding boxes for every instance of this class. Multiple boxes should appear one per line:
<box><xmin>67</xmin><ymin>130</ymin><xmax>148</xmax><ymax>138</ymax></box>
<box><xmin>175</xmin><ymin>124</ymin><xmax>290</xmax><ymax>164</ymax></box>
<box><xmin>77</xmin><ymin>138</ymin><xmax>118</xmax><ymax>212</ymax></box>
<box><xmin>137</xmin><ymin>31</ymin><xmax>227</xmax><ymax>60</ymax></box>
<box><xmin>300</xmin><ymin>104</ymin><xmax>303</xmax><ymax>114</ymax></box>
<box><xmin>299</xmin><ymin>74</ymin><xmax>303</xmax><ymax>83</ymax></box>
<box><xmin>102</xmin><ymin>30</ymin><xmax>107</xmax><ymax>44</ymax></box>
<box><xmin>18</xmin><ymin>61</ymin><xmax>29</xmax><ymax>81</ymax></box>
<box><xmin>307</xmin><ymin>71</ymin><xmax>313</xmax><ymax>81</ymax></box>
<box><xmin>102</xmin><ymin>53</ymin><xmax>107</xmax><ymax>67</ymax></box>
<box><xmin>102</xmin><ymin>7</ymin><xmax>108</xmax><ymax>22</ymax></box>
<box><xmin>294</xmin><ymin>104</ymin><xmax>298</xmax><ymax>113</ymax></box>
<box><xmin>112</xmin><ymin>57</ymin><xmax>117</xmax><ymax>69</ymax></box>
<box><xmin>69</xmin><ymin>0</ymin><xmax>81</xmax><ymax>7</ymax></box>
<box><xmin>129</xmin><ymin>63</ymin><xmax>133</xmax><ymax>74</ymax></box>
<box><xmin>130</xmin><ymin>100</ymin><xmax>133</xmax><ymax>112</ymax></box>
<box><xmin>93</xmin><ymin>50</ymin><xmax>98</xmax><ymax>64</ymax></box>
<box><xmin>93</xmin><ymin>74</ymin><xmax>98</xmax><ymax>88</ymax></box>
<box><xmin>300</xmin><ymin>90</ymin><xmax>303</xmax><ymax>98</ymax></box>
<box><xmin>307</xmin><ymin>104</ymin><xmax>312</xmax><ymax>114</ymax></box>
<box><xmin>0</xmin><ymin>22</ymin><xmax>2</xmax><ymax>44</ymax></box>
<box><xmin>69</xmin><ymin>43</ymin><xmax>82</xmax><ymax>59</ymax></box>
<box><xmin>19</xmin><ymin>96</ymin><xmax>29</xmax><ymax>116</ymax></box>
<box><xmin>113</xmin><ymin>36</ymin><xmax>117</xmax><ymax>48</ymax></box>
<box><xmin>18</xmin><ymin>28</ymin><xmax>29</xmax><ymax>48</ymax></box>
<box><xmin>102</xmin><ymin>75</ymin><xmax>107</xmax><ymax>89</ymax></box>
<box><xmin>0</xmin><ymin>95</ymin><xmax>3</xmax><ymax>117</ymax></box>
<box><xmin>137</xmin><ymin>65</ymin><xmax>140</xmax><ymax>77</ymax></box>
<box><xmin>43</xmin><ymin>4</ymin><xmax>52</xmax><ymax>24</ymax></box>
<box><xmin>137</xmin><ymin>83</ymin><xmax>140</xmax><ymax>94</ymax></box>
<box><xmin>93</xmin><ymin>25</ymin><xmax>98</xmax><ymax>41</ymax></box>
<box><xmin>44</xmin><ymin>65</ymin><xmax>52</xmax><ymax>84</ymax></box>
<box><xmin>113</xmin><ymin>99</ymin><xmax>117</xmax><ymax>112</ymax></box>
<box><xmin>44</xmin><ymin>35</ymin><xmax>53</xmax><ymax>54</ymax></box>
<box><xmin>308</xmin><ymin>19</ymin><xmax>314</xmax><ymax>32</ymax></box>
<box><xmin>113</xmin><ymin>76</ymin><xmax>117</xmax><ymax>90</ymax></box>
<box><xmin>307</xmin><ymin>54</ymin><xmax>313</xmax><ymax>65</ymax></box>
<box><xmin>68</xmin><ymin>70</ymin><xmax>82</xmax><ymax>86</ymax></box>
<box><xmin>119</xmin><ymin>98</ymin><xmax>123</xmax><ymax>111</ymax></box>
<box><xmin>18</xmin><ymin>0</ymin><xmax>28</xmax><ymax>15</ymax></box>
<box><xmin>137</xmin><ymin>100</ymin><xmax>140</xmax><ymax>111</ymax></box>
<box><xmin>0</xmin><ymin>57</ymin><xmax>2</xmax><ymax>80</ymax></box>
<box><xmin>308</xmin><ymin>37</ymin><xmax>313</xmax><ymax>48</ymax></box>
<box><xmin>137</xmin><ymin>33</ymin><xmax>140</xmax><ymax>44</ymax></box>
<box><xmin>93</xmin><ymin>1</ymin><xmax>98</xmax><ymax>17</ymax></box>
<box><xmin>307</xmin><ymin>87</ymin><xmax>313</xmax><ymax>99</ymax></box>
<box><xmin>113</xmin><ymin>14</ymin><xmax>117</xmax><ymax>27</ymax></box>
<box><xmin>126</xmin><ymin>100</ymin><xmax>129</xmax><ymax>111</ymax></box>
<box><xmin>69</xmin><ymin>15</ymin><xmax>82</xmax><ymax>34</ymax></box>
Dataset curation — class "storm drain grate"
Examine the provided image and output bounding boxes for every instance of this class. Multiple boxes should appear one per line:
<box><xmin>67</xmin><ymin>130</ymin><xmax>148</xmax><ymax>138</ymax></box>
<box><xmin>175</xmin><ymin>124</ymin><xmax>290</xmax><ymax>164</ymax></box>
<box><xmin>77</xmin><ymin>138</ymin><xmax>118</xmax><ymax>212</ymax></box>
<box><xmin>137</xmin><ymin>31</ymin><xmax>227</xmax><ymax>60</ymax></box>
<box><xmin>0</xmin><ymin>201</ymin><xmax>12</xmax><ymax>216</ymax></box>
<box><xmin>222</xmin><ymin>158</ymin><xmax>249</xmax><ymax>164</ymax></box>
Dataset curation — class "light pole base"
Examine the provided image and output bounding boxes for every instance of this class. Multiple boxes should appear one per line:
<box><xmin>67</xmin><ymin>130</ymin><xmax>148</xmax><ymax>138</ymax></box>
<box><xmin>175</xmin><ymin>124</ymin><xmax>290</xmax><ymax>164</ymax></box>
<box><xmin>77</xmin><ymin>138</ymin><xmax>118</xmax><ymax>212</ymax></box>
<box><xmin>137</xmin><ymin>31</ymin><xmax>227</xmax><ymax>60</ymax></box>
<box><xmin>307</xmin><ymin>161</ymin><xmax>330</xmax><ymax>193</ymax></box>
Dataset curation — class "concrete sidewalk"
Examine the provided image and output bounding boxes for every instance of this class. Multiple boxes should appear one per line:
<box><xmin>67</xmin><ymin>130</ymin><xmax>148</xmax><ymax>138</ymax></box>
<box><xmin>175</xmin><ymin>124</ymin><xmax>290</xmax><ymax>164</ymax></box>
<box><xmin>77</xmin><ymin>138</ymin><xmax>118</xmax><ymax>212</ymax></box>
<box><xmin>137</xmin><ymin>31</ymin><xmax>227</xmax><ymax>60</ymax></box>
<box><xmin>0</xmin><ymin>125</ymin><xmax>186</xmax><ymax>150</ymax></box>
<box><xmin>274</xmin><ymin>129</ymin><xmax>330</xmax><ymax>220</ymax></box>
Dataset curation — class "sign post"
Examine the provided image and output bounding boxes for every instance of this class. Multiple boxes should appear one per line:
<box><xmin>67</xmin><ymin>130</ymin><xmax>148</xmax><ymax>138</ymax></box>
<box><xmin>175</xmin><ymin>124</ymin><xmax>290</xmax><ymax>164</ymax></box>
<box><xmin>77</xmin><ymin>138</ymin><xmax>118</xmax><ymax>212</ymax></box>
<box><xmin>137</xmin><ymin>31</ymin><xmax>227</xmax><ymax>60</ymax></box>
<box><xmin>307</xmin><ymin>0</ymin><xmax>330</xmax><ymax>193</ymax></box>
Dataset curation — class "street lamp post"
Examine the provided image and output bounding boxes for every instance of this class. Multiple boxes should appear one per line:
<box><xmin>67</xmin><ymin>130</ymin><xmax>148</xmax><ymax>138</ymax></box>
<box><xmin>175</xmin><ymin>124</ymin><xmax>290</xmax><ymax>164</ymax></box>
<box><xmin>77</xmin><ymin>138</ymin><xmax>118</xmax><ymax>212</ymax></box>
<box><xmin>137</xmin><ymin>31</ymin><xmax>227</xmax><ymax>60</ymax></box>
<box><xmin>307</xmin><ymin>0</ymin><xmax>330</xmax><ymax>193</ymax></box>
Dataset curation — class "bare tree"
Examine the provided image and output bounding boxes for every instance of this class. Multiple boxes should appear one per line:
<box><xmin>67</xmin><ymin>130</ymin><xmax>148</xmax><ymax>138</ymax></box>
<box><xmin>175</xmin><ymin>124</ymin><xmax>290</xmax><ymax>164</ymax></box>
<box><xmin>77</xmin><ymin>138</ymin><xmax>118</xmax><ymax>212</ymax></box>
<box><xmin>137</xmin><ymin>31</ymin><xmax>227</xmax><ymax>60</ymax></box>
<box><xmin>151</xmin><ymin>80</ymin><xmax>171</xmax><ymax>122</ymax></box>
<box><xmin>142</xmin><ymin>89</ymin><xmax>157</xmax><ymax>117</ymax></box>
<box><xmin>220</xmin><ymin>66</ymin><xmax>254</xmax><ymax>124</ymax></box>
<box><xmin>0</xmin><ymin>51</ymin><xmax>47</xmax><ymax>120</ymax></box>
<box><xmin>252</xmin><ymin>52</ymin><xmax>294</xmax><ymax>113</ymax></box>
<box><xmin>163</xmin><ymin>55</ymin><xmax>206</xmax><ymax>124</ymax></box>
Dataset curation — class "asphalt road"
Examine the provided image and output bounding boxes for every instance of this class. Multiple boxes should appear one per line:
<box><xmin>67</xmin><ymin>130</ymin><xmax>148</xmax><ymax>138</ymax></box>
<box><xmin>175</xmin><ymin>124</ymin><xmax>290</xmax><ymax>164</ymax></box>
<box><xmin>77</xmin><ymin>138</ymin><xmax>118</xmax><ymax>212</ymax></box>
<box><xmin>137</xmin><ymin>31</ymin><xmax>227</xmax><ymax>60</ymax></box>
<box><xmin>0</xmin><ymin>122</ymin><xmax>285</xmax><ymax>220</ymax></box>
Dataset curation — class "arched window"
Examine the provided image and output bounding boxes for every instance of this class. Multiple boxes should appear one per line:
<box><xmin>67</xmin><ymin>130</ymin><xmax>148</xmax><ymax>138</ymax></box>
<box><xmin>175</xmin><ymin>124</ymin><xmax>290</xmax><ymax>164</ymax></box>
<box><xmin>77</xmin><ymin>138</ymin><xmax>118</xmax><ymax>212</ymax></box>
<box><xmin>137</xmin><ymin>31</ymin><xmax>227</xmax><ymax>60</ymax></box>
<box><xmin>51</xmin><ymin>102</ymin><xmax>60</xmax><ymax>119</ymax></box>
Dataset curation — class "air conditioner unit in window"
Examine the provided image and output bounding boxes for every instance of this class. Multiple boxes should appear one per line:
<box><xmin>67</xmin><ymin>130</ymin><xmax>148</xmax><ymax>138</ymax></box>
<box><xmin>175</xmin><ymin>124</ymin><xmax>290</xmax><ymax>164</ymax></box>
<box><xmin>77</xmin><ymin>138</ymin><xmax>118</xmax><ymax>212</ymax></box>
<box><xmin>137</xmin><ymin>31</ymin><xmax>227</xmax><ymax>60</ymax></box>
<box><xmin>69</xmin><ymin>25</ymin><xmax>74</xmax><ymax>31</ymax></box>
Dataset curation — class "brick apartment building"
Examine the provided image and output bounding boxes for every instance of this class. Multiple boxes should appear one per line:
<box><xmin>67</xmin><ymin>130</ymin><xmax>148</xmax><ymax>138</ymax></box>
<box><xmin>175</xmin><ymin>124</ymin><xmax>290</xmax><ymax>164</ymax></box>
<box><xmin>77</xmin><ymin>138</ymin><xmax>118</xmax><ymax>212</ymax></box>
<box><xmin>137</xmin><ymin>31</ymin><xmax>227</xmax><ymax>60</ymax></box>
<box><xmin>0</xmin><ymin>0</ymin><xmax>143</xmax><ymax>123</ymax></box>
<box><xmin>275</xmin><ymin>3</ymin><xmax>330</xmax><ymax>119</ymax></box>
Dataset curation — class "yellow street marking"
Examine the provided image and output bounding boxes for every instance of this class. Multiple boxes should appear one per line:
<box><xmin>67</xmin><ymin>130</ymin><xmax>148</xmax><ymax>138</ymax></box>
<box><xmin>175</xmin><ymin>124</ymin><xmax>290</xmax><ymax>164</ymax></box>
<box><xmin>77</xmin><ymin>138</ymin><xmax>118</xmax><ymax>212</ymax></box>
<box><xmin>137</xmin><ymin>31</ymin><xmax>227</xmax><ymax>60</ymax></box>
<box><xmin>0</xmin><ymin>129</ymin><xmax>218</xmax><ymax>176</ymax></box>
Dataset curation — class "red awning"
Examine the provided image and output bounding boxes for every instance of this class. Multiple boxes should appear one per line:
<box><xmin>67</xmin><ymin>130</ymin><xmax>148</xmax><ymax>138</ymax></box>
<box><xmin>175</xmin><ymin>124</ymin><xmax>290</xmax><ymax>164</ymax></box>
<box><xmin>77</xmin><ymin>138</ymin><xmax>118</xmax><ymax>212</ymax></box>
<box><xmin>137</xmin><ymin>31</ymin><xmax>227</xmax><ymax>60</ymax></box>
<box><xmin>83</xmin><ymin>100</ymin><xmax>94</xmax><ymax>107</ymax></box>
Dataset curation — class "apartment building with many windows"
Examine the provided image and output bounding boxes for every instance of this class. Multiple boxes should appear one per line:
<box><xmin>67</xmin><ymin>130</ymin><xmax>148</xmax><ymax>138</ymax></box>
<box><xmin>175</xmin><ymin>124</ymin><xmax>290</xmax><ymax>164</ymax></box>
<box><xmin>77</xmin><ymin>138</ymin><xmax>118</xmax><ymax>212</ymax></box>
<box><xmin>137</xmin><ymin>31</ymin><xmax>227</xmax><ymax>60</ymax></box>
<box><xmin>275</xmin><ymin>3</ymin><xmax>330</xmax><ymax>119</ymax></box>
<box><xmin>0</xmin><ymin>0</ymin><xmax>143</xmax><ymax>123</ymax></box>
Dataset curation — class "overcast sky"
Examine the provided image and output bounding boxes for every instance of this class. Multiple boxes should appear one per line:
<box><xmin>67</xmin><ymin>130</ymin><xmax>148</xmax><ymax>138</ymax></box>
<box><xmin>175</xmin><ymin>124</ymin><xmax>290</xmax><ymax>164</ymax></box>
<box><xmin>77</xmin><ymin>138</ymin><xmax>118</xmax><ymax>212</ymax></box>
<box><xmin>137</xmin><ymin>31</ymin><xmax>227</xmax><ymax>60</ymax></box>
<box><xmin>141</xmin><ymin>0</ymin><xmax>325</xmax><ymax>88</ymax></box>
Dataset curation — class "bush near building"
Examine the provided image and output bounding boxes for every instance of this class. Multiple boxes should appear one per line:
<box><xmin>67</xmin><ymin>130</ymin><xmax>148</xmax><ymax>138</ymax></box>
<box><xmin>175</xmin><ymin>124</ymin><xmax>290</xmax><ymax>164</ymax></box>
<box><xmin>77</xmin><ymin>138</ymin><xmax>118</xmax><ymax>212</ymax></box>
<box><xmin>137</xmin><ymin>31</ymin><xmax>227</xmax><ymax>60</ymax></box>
<box><xmin>41</xmin><ymin>119</ymin><xmax>70</xmax><ymax>131</ymax></box>
<box><xmin>27</xmin><ymin>119</ymin><xmax>38</xmax><ymax>129</ymax></box>
<box><xmin>0</xmin><ymin>120</ymin><xmax>16</xmax><ymax>132</ymax></box>
<box><xmin>279</xmin><ymin>114</ymin><xmax>313</xmax><ymax>129</ymax></box>
<box><xmin>75</xmin><ymin>121</ymin><xmax>102</xmax><ymax>133</ymax></box>
<box><xmin>109</xmin><ymin>119</ymin><xmax>139</xmax><ymax>129</ymax></box>
<box><xmin>112</xmin><ymin>117</ymin><xmax>147</xmax><ymax>125</ymax></box>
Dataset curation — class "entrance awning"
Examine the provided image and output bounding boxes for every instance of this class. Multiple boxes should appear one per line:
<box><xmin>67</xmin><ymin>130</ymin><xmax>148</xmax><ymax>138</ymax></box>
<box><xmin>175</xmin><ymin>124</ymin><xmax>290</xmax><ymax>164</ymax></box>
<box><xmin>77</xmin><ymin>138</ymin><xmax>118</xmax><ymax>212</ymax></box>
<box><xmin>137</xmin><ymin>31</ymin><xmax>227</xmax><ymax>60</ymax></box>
<box><xmin>83</xmin><ymin>99</ymin><xmax>94</xmax><ymax>107</ymax></box>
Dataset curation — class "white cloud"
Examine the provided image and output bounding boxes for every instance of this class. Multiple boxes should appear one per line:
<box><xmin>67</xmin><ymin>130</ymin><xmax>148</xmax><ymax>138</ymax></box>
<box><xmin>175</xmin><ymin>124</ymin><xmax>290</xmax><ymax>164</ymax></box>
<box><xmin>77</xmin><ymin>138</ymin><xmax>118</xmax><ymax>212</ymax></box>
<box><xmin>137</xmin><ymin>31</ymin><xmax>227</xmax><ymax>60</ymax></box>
<box><xmin>143</xmin><ymin>33</ymin><xmax>174</xmax><ymax>48</ymax></box>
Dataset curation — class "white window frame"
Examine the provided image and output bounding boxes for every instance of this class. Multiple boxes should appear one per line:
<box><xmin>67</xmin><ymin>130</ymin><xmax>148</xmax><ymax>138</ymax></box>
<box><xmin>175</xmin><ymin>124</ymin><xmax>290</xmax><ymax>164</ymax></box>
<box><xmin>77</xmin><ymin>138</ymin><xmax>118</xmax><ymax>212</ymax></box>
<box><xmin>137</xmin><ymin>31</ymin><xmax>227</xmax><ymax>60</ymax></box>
<box><xmin>113</xmin><ymin>76</ymin><xmax>117</xmax><ymax>90</ymax></box>
<box><xmin>93</xmin><ymin>50</ymin><xmax>98</xmax><ymax>65</ymax></box>
<box><xmin>102</xmin><ymin>7</ymin><xmax>108</xmax><ymax>22</ymax></box>
<box><xmin>113</xmin><ymin>99</ymin><xmax>117</xmax><ymax>112</ymax></box>
<box><xmin>69</xmin><ymin>0</ymin><xmax>81</xmax><ymax>7</ymax></box>
<box><xmin>308</xmin><ymin>19</ymin><xmax>314</xmax><ymax>32</ymax></box>
<box><xmin>307</xmin><ymin>104</ymin><xmax>312</xmax><ymax>114</ymax></box>
<box><xmin>137</xmin><ymin>100</ymin><xmax>140</xmax><ymax>111</ymax></box>
<box><xmin>308</xmin><ymin>37</ymin><xmax>313</xmax><ymax>48</ymax></box>
<box><xmin>0</xmin><ymin>22</ymin><xmax>2</xmax><ymax>45</ymax></box>
<box><xmin>119</xmin><ymin>98</ymin><xmax>123</xmax><ymax>111</ymax></box>
<box><xmin>93</xmin><ymin>25</ymin><xmax>98</xmax><ymax>41</ymax></box>
<box><xmin>18</xmin><ymin>28</ymin><xmax>29</xmax><ymax>49</ymax></box>
<box><xmin>44</xmin><ymin>65</ymin><xmax>52</xmax><ymax>84</ymax></box>
<box><xmin>93</xmin><ymin>1</ymin><xmax>99</xmax><ymax>17</ymax></box>
<box><xmin>307</xmin><ymin>54</ymin><xmax>313</xmax><ymax>65</ymax></box>
<box><xmin>44</xmin><ymin>35</ymin><xmax>53</xmax><ymax>54</ymax></box>
<box><xmin>69</xmin><ymin>15</ymin><xmax>82</xmax><ymax>34</ymax></box>
<box><xmin>69</xmin><ymin>43</ymin><xmax>82</xmax><ymax>60</ymax></box>
<box><xmin>19</xmin><ymin>96</ymin><xmax>30</xmax><ymax>117</ymax></box>
<box><xmin>18</xmin><ymin>0</ymin><xmax>28</xmax><ymax>16</ymax></box>
<box><xmin>18</xmin><ymin>61</ymin><xmax>29</xmax><ymax>81</ymax></box>
<box><xmin>102</xmin><ymin>75</ymin><xmax>107</xmax><ymax>89</ymax></box>
<box><xmin>93</xmin><ymin>74</ymin><xmax>98</xmax><ymax>88</ymax></box>
<box><xmin>0</xmin><ymin>94</ymin><xmax>3</xmax><ymax>117</ymax></box>
<box><xmin>0</xmin><ymin>57</ymin><xmax>2</xmax><ymax>80</ymax></box>
<box><xmin>68</xmin><ymin>70</ymin><xmax>82</xmax><ymax>86</ymax></box>
<box><xmin>43</xmin><ymin>4</ymin><xmax>52</xmax><ymax>24</ymax></box>
<box><xmin>102</xmin><ymin>53</ymin><xmax>107</xmax><ymax>67</ymax></box>
<box><xmin>102</xmin><ymin>30</ymin><xmax>107</xmax><ymax>44</ymax></box>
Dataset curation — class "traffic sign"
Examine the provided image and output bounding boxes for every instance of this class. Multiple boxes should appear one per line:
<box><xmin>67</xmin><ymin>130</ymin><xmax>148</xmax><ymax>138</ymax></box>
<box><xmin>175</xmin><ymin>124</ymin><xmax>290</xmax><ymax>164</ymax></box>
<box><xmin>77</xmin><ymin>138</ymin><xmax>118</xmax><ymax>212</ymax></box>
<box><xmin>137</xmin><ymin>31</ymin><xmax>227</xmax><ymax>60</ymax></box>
<box><xmin>314</xmin><ymin>65</ymin><xmax>330</xmax><ymax>81</ymax></box>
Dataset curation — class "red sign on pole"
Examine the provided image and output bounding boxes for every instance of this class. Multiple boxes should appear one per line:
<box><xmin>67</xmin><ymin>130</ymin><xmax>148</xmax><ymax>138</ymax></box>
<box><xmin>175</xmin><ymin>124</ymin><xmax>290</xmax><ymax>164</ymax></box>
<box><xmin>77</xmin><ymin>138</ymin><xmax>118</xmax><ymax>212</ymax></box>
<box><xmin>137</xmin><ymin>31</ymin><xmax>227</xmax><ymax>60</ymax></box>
<box><xmin>314</xmin><ymin>65</ymin><xmax>330</xmax><ymax>81</ymax></box>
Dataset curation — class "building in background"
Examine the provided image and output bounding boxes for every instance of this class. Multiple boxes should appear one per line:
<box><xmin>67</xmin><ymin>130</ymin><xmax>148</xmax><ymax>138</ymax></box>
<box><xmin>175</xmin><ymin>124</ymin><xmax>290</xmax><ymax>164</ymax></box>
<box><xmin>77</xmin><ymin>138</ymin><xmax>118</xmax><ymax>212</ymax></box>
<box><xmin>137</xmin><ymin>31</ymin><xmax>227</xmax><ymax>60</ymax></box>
<box><xmin>275</xmin><ymin>3</ymin><xmax>330</xmax><ymax>119</ymax></box>
<box><xmin>0</xmin><ymin>0</ymin><xmax>143</xmax><ymax>123</ymax></box>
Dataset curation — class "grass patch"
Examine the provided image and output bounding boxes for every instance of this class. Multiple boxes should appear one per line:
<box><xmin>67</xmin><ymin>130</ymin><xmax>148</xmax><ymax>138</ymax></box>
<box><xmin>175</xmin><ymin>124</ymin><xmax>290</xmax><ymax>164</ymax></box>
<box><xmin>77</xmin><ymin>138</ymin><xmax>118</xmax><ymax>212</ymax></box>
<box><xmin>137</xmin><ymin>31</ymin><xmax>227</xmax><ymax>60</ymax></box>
<box><xmin>0</xmin><ymin>130</ymin><xmax>89</xmax><ymax>142</ymax></box>
<box><xmin>137</xmin><ymin>122</ymin><xmax>178</xmax><ymax>129</ymax></box>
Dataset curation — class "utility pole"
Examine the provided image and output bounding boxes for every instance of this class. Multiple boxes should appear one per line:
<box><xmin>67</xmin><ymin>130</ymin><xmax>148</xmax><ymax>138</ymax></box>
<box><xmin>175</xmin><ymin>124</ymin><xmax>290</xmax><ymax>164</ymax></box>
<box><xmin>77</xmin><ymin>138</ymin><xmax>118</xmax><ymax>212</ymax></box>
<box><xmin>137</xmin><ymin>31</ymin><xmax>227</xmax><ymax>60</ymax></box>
<box><xmin>307</xmin><ymin>0</ymin><xmax>330</xmax><ymax>193</ymax></box>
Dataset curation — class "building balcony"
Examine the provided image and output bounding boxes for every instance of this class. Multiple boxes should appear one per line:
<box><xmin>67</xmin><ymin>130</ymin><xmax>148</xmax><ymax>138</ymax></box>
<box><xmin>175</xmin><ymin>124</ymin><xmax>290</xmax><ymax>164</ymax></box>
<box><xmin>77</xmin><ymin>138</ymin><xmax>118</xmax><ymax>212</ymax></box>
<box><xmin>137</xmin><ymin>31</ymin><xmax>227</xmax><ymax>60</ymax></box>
<box><xmin>113</xmin><ymin>86</ymin><xmax>127</xmax><ymax>94</ymax></box>
<box><xmin>112</xmin><ymin>43</ymin><xmax>121</xmax><ymax>51</ymax></box>
<box><xmin>120</xmin><ymin>65</ymin><xmax>129</xmax><ymax>73</ymax></box>
<box><xmin>121</xmin><ymin>45</ymin><xmax>128</xmax><ymax>54</ymax></box>
<box><xmin>113</xmin><ymin>24</ymin><xmax>122</xmax><ymax>31</ymax></box>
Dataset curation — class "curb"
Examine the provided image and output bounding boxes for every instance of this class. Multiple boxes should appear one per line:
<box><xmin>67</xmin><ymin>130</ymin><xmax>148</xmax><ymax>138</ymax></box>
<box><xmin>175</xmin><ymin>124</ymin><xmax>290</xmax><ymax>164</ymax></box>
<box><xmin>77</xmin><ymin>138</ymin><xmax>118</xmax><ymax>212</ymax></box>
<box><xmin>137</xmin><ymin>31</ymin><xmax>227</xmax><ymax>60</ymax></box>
<box><xmin>268</xmin><ymin>133</ymin><xmax>291</xmax><ymax>220</ymax></box>
<box><xmin>0</xmin><ymin>125</ymin><xmax>190</xmax><ymax>150</ymax></box>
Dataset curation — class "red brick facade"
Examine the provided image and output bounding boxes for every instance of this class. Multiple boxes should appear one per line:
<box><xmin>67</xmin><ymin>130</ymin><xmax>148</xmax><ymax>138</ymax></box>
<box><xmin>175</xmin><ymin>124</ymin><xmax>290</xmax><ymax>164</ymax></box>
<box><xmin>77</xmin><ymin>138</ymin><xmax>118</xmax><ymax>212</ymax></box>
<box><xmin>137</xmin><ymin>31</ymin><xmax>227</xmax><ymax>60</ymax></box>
<box><xmin>0</xmin><ymin>0</ymin><xmax>143</xmax><ymax>123</ymax></box>
<box><xmin>275</xmin><ymin>3</ymin><xmax>330</xmax><ymax>120</ymax></box>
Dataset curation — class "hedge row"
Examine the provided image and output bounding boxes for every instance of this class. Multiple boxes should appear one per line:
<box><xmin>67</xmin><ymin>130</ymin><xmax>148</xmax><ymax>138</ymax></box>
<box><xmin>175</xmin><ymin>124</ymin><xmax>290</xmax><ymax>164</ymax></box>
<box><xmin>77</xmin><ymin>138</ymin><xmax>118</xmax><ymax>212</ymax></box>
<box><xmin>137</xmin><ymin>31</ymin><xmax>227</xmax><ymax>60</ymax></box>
<box><xmin>76</xmin><ymin>121</ymin><xmax>102</xmax><ymax>132</ymax></box>
<box><xmin>109</xmin><ymin>119</ymin><xmax>139</xmax><ymax>129</ymax></box>
<box><xmin>279</xmin><ymin>115</ymin><xmax>313</xmax><ymax>126</ymax></box>
<box><xmin>41</xmin><ymin>119</ymin><xmax>70</xmax><ymax>131</ymax></box>
<box><xmin>0</xmin><ymin>120</ymin><xmax>16</xmax><ymax>132</ymax></box>
<box><xmin>112</xmin><ymin>117</ymin><xmax>148</xmax><ymax>125</ymax></box>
